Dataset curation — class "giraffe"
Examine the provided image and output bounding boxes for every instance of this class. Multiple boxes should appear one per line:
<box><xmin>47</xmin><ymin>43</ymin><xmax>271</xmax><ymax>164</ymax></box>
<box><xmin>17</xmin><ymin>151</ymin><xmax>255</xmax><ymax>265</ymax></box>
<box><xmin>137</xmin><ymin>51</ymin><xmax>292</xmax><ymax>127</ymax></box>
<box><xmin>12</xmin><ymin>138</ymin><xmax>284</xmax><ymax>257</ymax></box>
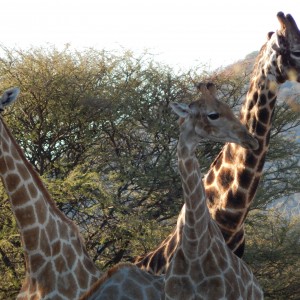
<box><xmin>134</xmin><ymin>12</ymin><xmax>300</xmax><ymax>274</ymax></box>
<box><xmin>0</xmin><ymin>88</ymin><xmax>102</xmax><ymax>299</ymax></box>
<box><xmin>80</xmin><ymin>263</ymin><xmax>164</xmax><ymax>300</ymax></box>
<box><xmin>165</xmin><ymin>83</ymin><xmax>263</xmax><ymax>299</ymax></box>
<box><xmin>79</xmin><ymin>83</ymin><xmax>261</xmax><ymax>300</ymax></box>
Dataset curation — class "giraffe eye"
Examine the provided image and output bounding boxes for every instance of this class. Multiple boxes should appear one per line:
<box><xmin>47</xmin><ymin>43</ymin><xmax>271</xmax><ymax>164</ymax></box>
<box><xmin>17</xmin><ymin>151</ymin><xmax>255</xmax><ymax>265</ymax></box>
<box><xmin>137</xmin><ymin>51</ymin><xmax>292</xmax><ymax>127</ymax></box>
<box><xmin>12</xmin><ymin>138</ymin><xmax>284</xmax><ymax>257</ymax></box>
<box><xmin>291</xmin><ymin>51</ymin><xmax>300</xmax><ymax>57</ymax></box>
<box><xmin>207</xmin><ymin>112</ymin><xmax>220</xmax><ymax>120</ymax></box>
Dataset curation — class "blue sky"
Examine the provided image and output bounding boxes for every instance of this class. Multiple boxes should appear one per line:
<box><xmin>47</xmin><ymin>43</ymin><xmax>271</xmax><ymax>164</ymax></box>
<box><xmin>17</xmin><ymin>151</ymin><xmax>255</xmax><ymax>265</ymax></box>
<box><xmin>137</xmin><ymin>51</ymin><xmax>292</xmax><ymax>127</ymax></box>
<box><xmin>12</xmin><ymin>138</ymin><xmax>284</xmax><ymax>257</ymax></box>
<box><xmin>2</xmin><ymin>0</ymin><xmax>300</xmax><ymax>70</ymax></box>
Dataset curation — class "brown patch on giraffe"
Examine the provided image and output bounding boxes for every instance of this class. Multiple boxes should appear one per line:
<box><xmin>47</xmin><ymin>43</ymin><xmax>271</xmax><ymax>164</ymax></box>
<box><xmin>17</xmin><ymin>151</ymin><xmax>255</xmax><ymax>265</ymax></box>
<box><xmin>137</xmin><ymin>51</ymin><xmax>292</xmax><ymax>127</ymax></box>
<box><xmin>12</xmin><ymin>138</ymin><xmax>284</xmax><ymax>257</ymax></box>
<box><xmin>133</xmin><ymin>266</ymin><xmax>155</xmax><ymax>284</ymax></box>
<box><xmin>57</xmin><ymin>220</ymin><xmax>69</xmax><ymax>240</ymax></box>
<box><xmin>184</xmin><ymin>158</ymin><xmax>194</xmax><ymax>173</ymax></box>
<box><xmin>57</xmin><ymin>273</ymin><xmax>77</xmax><ymax>298</ymax></box>
<box><xmin>211</xmin><ymin>240</ymin><xmax>228</xmax><ymax>270</ymax></box>
<box><xmin>64</xmin><ymin>243</ymin><xmax>76</xmax><ymax>269</ymax></box>
<box><xmin>234</xmin><ymin>239</ymin><xmax>245</xmax><ymax>258</ymax></box>
<box><xmin>245</xmin><ymin>151</ymin><xmax>258</xmax><ymax>168</ymax></box>
<box><xmin>165</xmin><ymin>276</ymin><xmax>193</xmax><ymax>299</ymax></box>
<box><xmin>247</xmin><ymin>100</ymin><xmax>255</xmax><ymax>113</ymax></box>
<box><xmin>172</xmin><ymin>248</ymin><xmax>189</xmax><ymax>274</ymax></box>
<box><xmin>181</xmin><ymin>181</ymin><xmax>190</xmax><ymax>197</ymax></box>
<box><xmin>2</xmin><ymin>138</ymin><xmax>9</xmax><ymax>153</ymax></box>
<box><xmin>199</xmin><ymin>276</ymin><xmax>224</xmax><ymax>298</ymax></box>
<box><xmin>22</xmin><ymin>227</ymin><xmax>40</xmax><ymax>252</ymax></box>
<box><xmin>4</xmin><ymin>156</ymin><xmax>15</xmax><ymax>172</ymax></box>
<box><xmin>249</xmin><ymin>176</ymin><xmax>261</xmax><ymax>201</ymax></box>
<box><xmin>202</xmin><ymin>251</ymin><xmax>220</xmax><ymax>277</ymax></box>
<box><xmin>146</xmin><ymin>286</ymin><xmax>161</xmax><ymax>299</ymax></box>
<box><xmin>252</xmin><ymin>91</ymin><xmax>259</xmax><ymax>104</ymax></box>
<box><xmin>11</xmin><ymin>185</ymin><xmax>31</xmax><ymax>206</ymax></box>
<box><xmin>0</xmin><ymin>157</ymin><xmax>8</xmax><ymax>174</ymax></box>
<box><xmin>6</xmin><ymin>173</ymin><xmax>21</xmax><ymax>192</ymax></box>
<box><xmin>269</xmin><ymin>97</ymin><xmax>277</xmax><ymax>110</ymax></box>
<box><xmin>72</xmin><ymin>237</ymin><xmax>83</xmax><ymax>257</ymax></box>
<box><xmin>218</xmin><ymin>167</ymin><xmax>234</xmax><ymax>190</ymax></box>
<box><xmin>206</xmin><ymin>189</ymin><xmax>218</xmax><ymax>206</ymax></box>
<box><xmin>224</xmin><ymin>189</ymin><xmax>247</xmax><ymax>210</ymax></box>
<box><xmin>83</xmin><ymin>256</ymin><xmax>96</xmax><ymax>272</ymax></box>
<box><xmin>186</xmin><ymin>176</ymin><xmax>198</xmax><ymax>196</ymax></box>
<box><xmin>45</xmin><ymin>217</ymin><xmax>58</xmax><ymax>241</ymax></box>
<box><xmin>189</xmin><ymin>262</ymin><xmax>202</xmax><ymax>282</ymax></box>
<box><xmin>237</xmin><ymin>168</ymin><xmax>254</xmax><ymax>189</ymax></box>
<box><xmin>11</xmin><ymin>144</ymin><xmax>20</xmax><ymax>160</ymax></box>
<box><xmin>27</xmin><ymin>182</ymin><xmax>38</xmax><ymax>198</ymax></box>
<box><xmin>29</xmin><ymin>253</ymin><xmax>45</xmax><ymax>274</ymax></box>
<box><xmin>51</xmin><ymin>240</ymin><xmax>61</xmax><ymax>256</ymax></box>
<box><xmin>217</xmin><ymin>226</ymin><xmax>231</xmax><ymax>242</ymax></box>
<box><xmin>212</xmin><ymin>153</ymin><xmax>223</xmax><ymax>171</ymax></box>
<box><xmin>35</xmin><ymin>200</ymin><xmax>47</xmax><ymax>224</ymax></box>
<box><xmin>54</xmin><ymin>255</ymin><xmax>68</xmax><ymax>273</ymax></box>
<box><xmin>17</xmin><ymin>163</ymin><xmax>31</xmax><ymax>181</ymax></box>
<box><xmin>227</xmin><ymin>229</ymin><xmax>244</xmax><ymax>251</ymax></box>
<box><xmin>255</xmin><ymin>121</ymin><xmax>267</xmax><ymax>136</ymax></box>
<box><xmin>150</xmin><ymin>247</ymin><xmax>166</xmax><ymax>273</ymax></box>
<box><xmin>267</xmin><ymin>90</ymin><xmax>275</xmax><ymax>100</ymax></box>
<box><xmin>15</xmin><ymin>205</ymin><xmax>36</xmax><ymax>228</ymax></box>
<box><xmin>166</xmin><ymin>233</ymin><xmax>177</xmax><ymax>255</ymax></box>
<box><xmin>225</xmin><ymin>269</ymin><xmax>240</xmax><ymax>297</ymax></box>
<box><xmin>75</xmin><ymin>260</ymin><xmax>89</xmax><ymax>290</ymax></box>
<box><xmin>258</xmin><ymin>93</ymin><xmax>267</xmax><ymax>106</ymax></box>
<box><xmin>256</xmin><ymin>152</ymin><xmax>266</xmax><ymax>172</ymax></box>
<box><xmin>258</xmin><ymin>107</ymin><xmax>270</xmax><ymax>124</ymax></box>
<box><xmin>214</xmin><ymin>210</ymin><xmax>244</xmax><ymax>230</ymax></box>
<box><xmin>39</xmin><ymin>229</ymin><xmax>51</xmax><ymax>257</ymax></box>
<box><xmin>249</xmin><ymin>118</ymin><xmax>257</xmax><ymax>133</ymax></box>
<box><xmin>224</xmin><ymin>145</ymin><xmax>234</xmax><ymax>164</ymax></box>
<box><xmin>205</xmin><ymin>170</ymin><xmax>215</xmax><ymax>185</ymax></box>
<box><xmin>178</xmin><ymin>160</ymin><xmax>188</xmax><ymax>178</ymax></box>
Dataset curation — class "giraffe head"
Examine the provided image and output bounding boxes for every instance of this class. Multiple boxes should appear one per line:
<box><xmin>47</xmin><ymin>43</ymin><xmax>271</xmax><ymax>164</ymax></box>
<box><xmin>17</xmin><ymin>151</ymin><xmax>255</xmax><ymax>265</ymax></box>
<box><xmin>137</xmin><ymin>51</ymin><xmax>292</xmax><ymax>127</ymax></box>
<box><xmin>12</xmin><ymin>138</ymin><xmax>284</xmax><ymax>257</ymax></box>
<box><xmin>170</xmin><ymin>83</ymin><xmax>259</xmax><ymax>150</ymax></box>
<box><xmin>268</xmin><ymin>12</ymin><xmax>300</xmax><ymax>82</ymax></box>
<box><xmin>0</xmin><ymin>87</ymin><xmax>20</xmax><ymax>112</ymax></box>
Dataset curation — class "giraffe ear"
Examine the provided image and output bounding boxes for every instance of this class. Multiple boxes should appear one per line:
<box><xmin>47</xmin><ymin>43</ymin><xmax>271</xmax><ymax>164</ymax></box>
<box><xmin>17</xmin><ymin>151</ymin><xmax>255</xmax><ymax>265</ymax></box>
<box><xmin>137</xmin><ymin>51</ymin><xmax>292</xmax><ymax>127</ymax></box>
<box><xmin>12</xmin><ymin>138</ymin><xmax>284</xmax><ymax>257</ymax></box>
<box><xmin>271</xmin><ymin>32</ymin><xmax>283</xmax><ymax>53</ymax></box>
<box><xmin>170</xmin><ymin>102</ymin><xmax>191</xmax><ymax>118</ymax></box>
<box><xmin>1</xmin><ymin>88</ymin><xmax>20</xmax><ymax>107</ymax></box>
<box><xmin>267</xmin><ymin>31</ymin><xmax>275</xmax><ymax>40</ymax></box>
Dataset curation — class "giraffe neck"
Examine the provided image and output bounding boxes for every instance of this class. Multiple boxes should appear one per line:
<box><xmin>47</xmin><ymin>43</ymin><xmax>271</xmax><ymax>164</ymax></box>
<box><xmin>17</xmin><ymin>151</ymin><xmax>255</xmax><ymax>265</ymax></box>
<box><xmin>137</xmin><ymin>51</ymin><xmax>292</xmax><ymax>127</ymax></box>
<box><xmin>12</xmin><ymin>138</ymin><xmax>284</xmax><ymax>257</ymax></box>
<box><xmin>204</xmin><ymin>42</ymin><xmax>281</xmax><ymax>253</ymax></box>
<box><xmin>165</xmin><ymin>136</ymin><xmax>264</xmax><ymax>300</ymax></box>
<box><xmin>0</xmin><ymin>117</ymin><xmax>101</xmax><ymax>299</ymax></box>
<box><xmin>177</xmin><ymin>136</ymin><xmax>209</xmax><ymax>257</ymax></box>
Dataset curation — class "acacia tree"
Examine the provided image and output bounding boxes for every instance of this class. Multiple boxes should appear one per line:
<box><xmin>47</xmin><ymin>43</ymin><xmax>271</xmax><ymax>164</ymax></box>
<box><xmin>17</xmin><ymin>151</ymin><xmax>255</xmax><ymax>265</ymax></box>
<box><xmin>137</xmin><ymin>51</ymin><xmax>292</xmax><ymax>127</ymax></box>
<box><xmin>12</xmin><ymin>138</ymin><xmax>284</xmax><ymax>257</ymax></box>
<box><xmin>0</xmin><ymin>46</ymin><xmax>299</xmax><ymax>298</ymax></box>
<box><xmin>245</xmin><ymin>211</ymin><xmax>300</xmax><ymax>299</ymax></box>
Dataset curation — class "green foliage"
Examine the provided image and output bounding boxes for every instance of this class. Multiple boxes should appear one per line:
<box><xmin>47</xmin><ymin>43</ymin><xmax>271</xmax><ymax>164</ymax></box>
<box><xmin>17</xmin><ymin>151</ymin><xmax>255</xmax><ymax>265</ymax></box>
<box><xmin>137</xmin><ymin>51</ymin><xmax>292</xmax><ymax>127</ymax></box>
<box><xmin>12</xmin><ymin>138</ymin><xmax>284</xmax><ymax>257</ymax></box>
<box><xmin>0</xmin><ymin>45</ymin><xmax>299</xmax><ymax>298</ymax></box>
<box><xmin>245</xmin><ymin>211</ymin><xmax>300</xmax><ymax>299</ymax></box>
<box><xmin>0</xmin><ymin>186</ymin><xmax>23</xmax><ymax>299</ymax></box>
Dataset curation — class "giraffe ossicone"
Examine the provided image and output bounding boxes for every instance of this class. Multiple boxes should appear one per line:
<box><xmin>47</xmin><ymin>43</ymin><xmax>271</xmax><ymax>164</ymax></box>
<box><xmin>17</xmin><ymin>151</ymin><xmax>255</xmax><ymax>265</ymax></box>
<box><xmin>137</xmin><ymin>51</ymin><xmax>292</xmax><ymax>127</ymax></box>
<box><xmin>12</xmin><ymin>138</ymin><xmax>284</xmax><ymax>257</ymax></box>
<box><xmin>134</xmin><ymin>11</ymin><xmax>300</xmax><ymax>274</ymax></box>
<box><xmin>165</xmin><ymin>83</ymin><xmax>263</xmax><ymax>299</ymax></box>
<box><xmin>0</xmin><ymin>88</ymin><xmax>102</xmax><ymax>299</ymax></box>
